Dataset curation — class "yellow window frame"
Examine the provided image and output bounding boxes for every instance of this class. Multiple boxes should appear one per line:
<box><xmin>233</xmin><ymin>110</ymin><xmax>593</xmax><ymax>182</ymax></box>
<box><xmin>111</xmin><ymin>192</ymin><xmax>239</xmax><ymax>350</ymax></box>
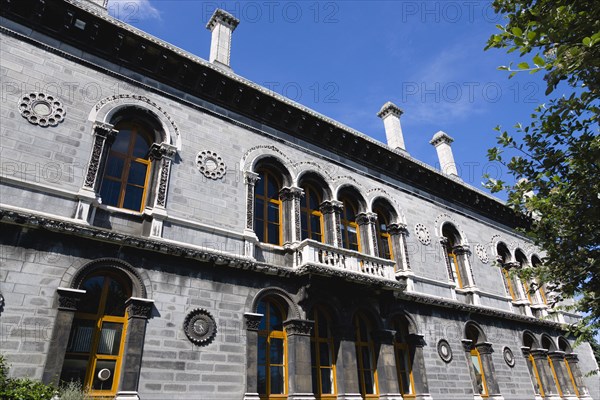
<box><xmin>448</xmin><ymin>251</ymin><xmax>463</xmax><ymax>288</ymax></box>
<box><xmin>502</xmin><ymin>268</ymin><xmax>517</xmax><ymax>300</ymax></box>
<box><xmin>470</xmin><ymin>348</ymin><xmax>489</xmax><ymax>398</ymax></box>
<box><xmin>310</xmin><ymin>307</ymin><xmax>337</xmax><ymax>399</ymax></box>
<box><xmin>258</xmin><ymin>300</ymin><xmax>288</xmax><ymax>399</ymax></box>
<box><xmin>528</xmin><ymin>353</ymin><xmax>545</xmax><ymax>397</ymax></box>
<box><xmin>547</xmin><ymin>355</ymin><xmax>563</xmax><ymax>396</ymax></box>
<box><xmin>394</xmin><ymin>342</ymin><xmax>415</xmax><ymax>396</ymax></box>
<box><xmin>255</xmin><ymin>171</ymin><xmax>283</xmax><ymax>246</ymax></box>
<box><xmin>564</xmin><ymin>358</ymin><xmax>580</xmax><ymax>397</ymax></box>
<box><xmin>300</xmin><ymin>184</ymin><xmax>324</xmax><ymax>243</ymax></box>
<box><xmin>354</xmin><ymin>314</ymin><xmax>379</xmax><ymax>399</ymax></box>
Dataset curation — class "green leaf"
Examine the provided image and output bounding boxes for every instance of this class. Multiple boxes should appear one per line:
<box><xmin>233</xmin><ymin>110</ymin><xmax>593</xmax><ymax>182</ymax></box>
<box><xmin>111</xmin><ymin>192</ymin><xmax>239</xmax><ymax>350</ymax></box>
<box><xmin>527</xmin><ymin>31</ymin><xmax>537</xmax><ymax>40</ymax></box>
<box><xmin>518</xmin><ymin>62</ymin><xmax>530</xmax><ymax>69</ymax></box>
<box><xmin>533</xmin><ymin>54</ymin><xmax>546</xmax><ymax>67</ymax></box>
<box><xmin>512</xmin><ymin>27</ymin><xmax>523</xmax><ymax>37</ymax></box>
<box><xmin>583</xmin><ymin>37</ymin><xmax>591</xmax><ymax>46</ymax></box>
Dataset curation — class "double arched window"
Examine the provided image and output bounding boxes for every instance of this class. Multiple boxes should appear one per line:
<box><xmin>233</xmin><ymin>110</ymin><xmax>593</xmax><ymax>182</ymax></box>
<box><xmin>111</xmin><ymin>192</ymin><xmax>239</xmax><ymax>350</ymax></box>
<box><xmin>60</xmin><ymin>271</ymin><xmax>131</xmax><ymax>396</ymax></box>
<box><xmin>497</xmin><ymin>243</ymin><xmax>517</xmax><ymax>301</ymax></box>
<box><xmin>257</xmin><ymin>297</ymin><xmax>287</xmax><ymax>398</ymax></box>
<box><xmin>300</xmin><ymin>183</ymin><xmax>324</xmax><ymax>242</ymax></box>
<box><xmin>354</xmin><ymin>312</ymin><xmax>378</xmax><ymax>398</ymax></box>
<box><xmin>100</xmin><ymin>121</ymin><xmax>153</xmax><ymax>212</ymax></box>
<box><xmin>374</xmin><ymin>206</ymin><xmax>393</xmax><ymax>260</ymax></box>
<box><xmin>310</xmin><ymin>305</ymin><xmax>336</xmax><ymax>399</ymax></box>
<box><xmin>340</xmin><ymin>195</ymin><xmax>361</xmax><ymax>252</ymax></box>
<box><xmin>255</xmin><ymin>169</ymin><xmax>283</xmax><ymax>246</ymax></box>
<box><xmin>442</xmin><ymin>224</ymin><xmax>467</xmax><ymax>288</ymax></box>
<box><xmin>523</xmin><ymin>332</ymin><xmax>544</xmax><ymax>396</ymax></box>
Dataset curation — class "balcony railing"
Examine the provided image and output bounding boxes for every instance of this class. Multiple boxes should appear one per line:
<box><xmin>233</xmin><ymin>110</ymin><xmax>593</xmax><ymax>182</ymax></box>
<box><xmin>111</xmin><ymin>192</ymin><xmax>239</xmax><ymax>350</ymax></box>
<box><xmin>293</xmin><ymin>239</ymin><xmax>399</xmax><ymax>286</ymax></box>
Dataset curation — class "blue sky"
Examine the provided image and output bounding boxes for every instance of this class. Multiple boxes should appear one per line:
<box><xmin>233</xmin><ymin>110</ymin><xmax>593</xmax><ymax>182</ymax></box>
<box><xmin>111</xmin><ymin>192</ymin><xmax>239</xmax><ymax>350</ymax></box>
<box><xmin>106</xmin><ymin>0</ymin><xmax>550</xmax><ymax>197</ymax></box>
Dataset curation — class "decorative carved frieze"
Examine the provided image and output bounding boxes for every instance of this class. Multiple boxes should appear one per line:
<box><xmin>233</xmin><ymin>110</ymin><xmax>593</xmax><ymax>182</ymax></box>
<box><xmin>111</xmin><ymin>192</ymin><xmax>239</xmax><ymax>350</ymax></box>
<box><xmin>319</xmin><ymin>200</ymin><xmax>342</xmax><ymax>215</ymax></box>
<box><xmin>356</xmin><ymin>212</ymin><xmax>377</xmax><ymax>226</ymax></box>
<box><xmin>244</xmin><ymin>312</ymin><xmax>263</xmax><ymax>331</ymax></box>
<box><xmin>156</xmin><ymin>159</ymin><xmax>171</xmax><ymax>207</ymax></box>
<box><xmin>244</xmin><ymin>171</ymin><xmax>260</xmax><ymax>230</ymax></box>
<box><xmin>83</xmin><ymin>122</ymin><xmax>118</xmax><ymax>190</ymax></box>
<box><xmin>125</xmin><ymin>297</ymin><xmax>154</xmax><ymax>319</ymax></box>
<box><xmin>283</xmin><ymin>319</ymin><xmax>314</xmax><ymax>336</ymax></box>
<box><xmin>149</xmin><ymin>142</ymin><xmax>177</xmax><ymax>161</ymax></box>
<box><xmin>278</xmin><ymin>186</ymin><xmax>303</xmax><ymax>202</ymax></box>
<box><xmin>57</xmin><ymin>287</ymin><xmax>86</xmax><ymax>311</ymax></box>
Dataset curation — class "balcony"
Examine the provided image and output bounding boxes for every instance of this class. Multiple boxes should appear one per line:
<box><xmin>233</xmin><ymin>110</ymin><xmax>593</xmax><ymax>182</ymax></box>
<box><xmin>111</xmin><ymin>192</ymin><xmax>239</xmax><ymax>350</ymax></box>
<box><xmin>293</xmin><ymin>240</ymin><xmax>403</xmax><ymax>290</ymax></box>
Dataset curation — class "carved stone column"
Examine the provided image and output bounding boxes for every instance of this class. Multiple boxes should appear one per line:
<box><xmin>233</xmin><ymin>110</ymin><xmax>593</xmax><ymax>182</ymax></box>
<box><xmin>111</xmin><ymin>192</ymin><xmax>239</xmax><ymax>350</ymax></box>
<box><xmin>372</xmin><ymin>329</ymin><xmax>401</xmax><ymax>400</ymax></box>
<box><xmin>42</xmin><ymin>288</ymin><xmax>86</xmax><ymax>385</ymax></box>
<box><xmin>564</xmin><ymin>353</ymin><xmax>591</xmax><ymax>399</ymax></box>
<box><xmin>407</xmin><ymin>334</ymin><xmax>432</xmax><ymax>400</ymax></box>
<box><xmin>334</xmin><ymin>324</ymin><xmax>362</xmax><ymax>400</ymax></box>
<box><xmin>356</xmin><ymin>212</ymin><xmax>378</xmax><ymax>256</ymax></box>
<box><xmin>116</xmin><ymin>297</ymin><xmax>155</xmax><ymax>400</ymax></box>
<box><xmin>76</xmin><ymin>122</ymin><xmax>118</xmax><ymax>223</ymax></box>
<box><xmin>530</xmin><ymin>349</ymin><xmax>561</xmax><ymax>399</ymax></box>
<box><xmin>279</xmin><ymin>187</ymin><xmax>304</xmax><ymax>246</ymax></box>
<box><xmin>284</xmin><ymin>319</ymin><xmax>315</xmax><ymax>400</ymax></box>
<box><xmin>244</xmin><ymin>172</ymin><xmax>260</xmax><ymax>257</ymax></box>
<box><xmin>388</xmin><ymin>223</ymin><xmax>410</xmax><ymax>272</ymax></box>
<box><xmin>476</xmin><ymin>342</ymin><xmax>502</xmax><ymax>399</ymax></box>
<box><xmin>320</xmin><ymin>200</ymin><xmax>343</xmax><ymax>247</ymax></box>
<box><xmin>547</xmin><ymin>351</ymin><xmax>578</xmax><ymax>399</ymax></box>
<box><xmin>453</xmin><ymin>245</ymin><xmax>475</xmax><ymax>287</ymax></box>
<box><xmin>243</xmin><ymin>312</ymin><xmax>263</xmax><ymax>400</ymax></box>
<box><xmin>521</xmin><ymin>347</ymin><xmax>543</xmax><ymax>398</ymax></box>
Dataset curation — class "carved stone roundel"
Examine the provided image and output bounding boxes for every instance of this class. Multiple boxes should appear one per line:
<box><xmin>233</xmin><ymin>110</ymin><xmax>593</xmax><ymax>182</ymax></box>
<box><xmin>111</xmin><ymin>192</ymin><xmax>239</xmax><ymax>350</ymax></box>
<box><xmin>503</xmin><ymin>346</ymin><xmax>515</xmax><ymax>367</ymax></box>
<box><xmin>183</xmin><ymin>308</ymin><xmax>217</xmax><ymax>346</ymax></box>
<box><xmin>475</xmin><ymin>244</ymin><xmax>489</xmax><ymax>264</ymax></box>
<box><xmin>414</xmin><ymin>223</ymin><xmax>431</xmax><ymax>245</ymax></box>
<box><xmin>18</xmin><ymin>93</ymin><xmax>66</xmax><ymax>127</ymax></box>
<box><xmin>196</xmin><ymin>150</ymin><xmax>226</xmax><ymax>180</ymax></box>
<box><xmin>437</xmin><ymin>339</ymin><xmax>453</xmax><ymax>363</ymax></box>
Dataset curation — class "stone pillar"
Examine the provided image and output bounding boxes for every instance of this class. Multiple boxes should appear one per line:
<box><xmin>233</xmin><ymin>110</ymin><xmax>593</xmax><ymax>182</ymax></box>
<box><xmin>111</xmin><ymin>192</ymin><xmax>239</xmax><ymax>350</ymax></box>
<box><xmin>372</xmin><ymin>329</ymin><xmax>401</xmax><ymax>400</ymax></box>
<box><xmin>334</xmin><ymin>324</ymin><xmax>362</xmax><ymax>400</ymax></box>
<box><xmin>206</xmin><ymin>9</ymin><xmax>240</xmax><ymax>68</ymax></box>
<box><xmin>548</xmin><ymin>351</ymin><xmax>578</xmax><ymax>399</ymax></box>
<box><xmin>279</xmin><ymin>187</ymin><xmax>304</xmax><ymax>246</ymax></box>
<box><xmin>356</xmin><ymin>212</ymin><xmax>378</xmax><ymax>256</ymax></box>
<box><xmin>530</xmin><ymin>349</ymin><xmax>561</xmax><ymax>400</ymax></box>
<box><xmin>377</xmin><ymin>102</ymin><xmax>407</xmax><ymax>153</ymax></box>
<box><xmin>76</xmin><ymin>122</ymin><xmax>117</xmax><ymax>223</ymax></box>
<box><xmin>244</xmin><ymin>171</ymin><xmax>260</xmax><ymax>257</ymax></box>
<box><xmin>42</xmin><ymin>288</ymin><xmax>86</xmax><ymax>385</ymax></box>
<box><xmin>388</xmin><ymin>223</ymin><xmax>410</xmax><ymax>272</ymax></box>
<box><xmin>284</xmin><ymin>319</ymin><xmax>315</xmax><ymax>400</ymax></box>
<box><xmin>143</xmin><ymin>142</ymin><xmax>177</xmax><ymax>238</ymax></box>
<box><xmin>407</xmin><ymin>334</ymin><xmax>432</xmax><ymax>400</ymax></box>
<box><xmin>243</xmin><ymin>312</ymin><xmax>263</xmax><ymax>400</ymax></box>
<box><xmin>116</xmin><ymin>297</ymin><xmax>155</xmax><ymax>400</ymax></box>
<box><xmin>564</xmin><ymin>353</ymin><xmax>591</xmax><ymax>399</ymax></box>
<box><xmin>476</xmin><ymin>342</ymin><xmax>503</xmax><ymax>399</ymax></box>
<box><xmin>430</xmin><ymin>131</ymin><xmax>459</xmax><ymax>177</ymax></box>
<box><xmin>320</xmin><ymin>200</ymin><xmax>343</xmax><ymax>247</ymax></box>
<box><xmin>521</xmin><ymin>347</ymin><xmax>544</xmax><ymax>398</ymax></box>
<box><xmin>439</xmin><ymin>238</ymin><xmax>455</xmax><ymax>283</ymax></box>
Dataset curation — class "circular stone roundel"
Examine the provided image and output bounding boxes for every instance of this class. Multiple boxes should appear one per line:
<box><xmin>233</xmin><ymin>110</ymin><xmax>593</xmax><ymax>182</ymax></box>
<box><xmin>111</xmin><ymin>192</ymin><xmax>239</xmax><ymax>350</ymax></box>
<box><xmin>18</xmin><ymin>93</ymin><xmax>66</xmax><ymax>127</ymax></box>
<box><xmin>437</xmin><ymin>339</ymin><xmax>453</xmax><ymax>363</ymax></box>
<box><xmin>183</xmin><ymin>308</ymin><xmax>217</xmax><ymax>346</ymax></box>
<box><xmin>196</xmin><ymin>150</ymin><xmax>226</xmax><ymax>180</ymax></box>
<box><xmin>414</xmin><ymin>223</ymin><xmax>431</xmax><ymax>245</ymax></box>
<box><xmin>475</xmin><ymin>244</ymin><xmax>489</xmax><ymax>264</ymax></box>
<box><xmin>503</xmin><ymin>346</ymin><xmax>515</xmax><ymax>367</ymax></box>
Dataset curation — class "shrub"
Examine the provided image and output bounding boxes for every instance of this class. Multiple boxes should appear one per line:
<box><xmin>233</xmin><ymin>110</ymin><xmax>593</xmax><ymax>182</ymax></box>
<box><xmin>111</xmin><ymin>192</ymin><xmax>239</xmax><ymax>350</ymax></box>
<box><xmin>0</xmin><ymin>355</ymin><xmax>57</xmax><ymax>400</ymax></box>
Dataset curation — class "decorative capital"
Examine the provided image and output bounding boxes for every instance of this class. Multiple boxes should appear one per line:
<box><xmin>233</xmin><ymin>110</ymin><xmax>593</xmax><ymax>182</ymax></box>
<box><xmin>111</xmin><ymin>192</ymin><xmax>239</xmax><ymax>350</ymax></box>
<box><xmin>476</xmin><ymin>342</ymin><xmax>494</xmax><ymax>355</ymax></box>
<box><xmin>377</xmin><ymin>101</ymin><xmax>403</xmax><ymax>119</ymax></box>
<box><xmin>319</xmin><ymin>200</ymin><xmax>343</xmax><ymax>214</ymax></box>
<box><xmin>529</xmin><ymin>348</ymin><xmax>549</xmax><ymax>359</ymax></box>
<box><xmin>244</xmin><ymin>312</ymin><xmax>263</xmax><ymax>331</ymax></box>
<box><xmin>453</xmin><ymin>245</ymin><xmax>471</xmax><ymax>256</ymax></box>
<box><xmin>149</xmin><ymin>142</ymin><xmax>177</xmax><ymax>160</ymax></box>
<box><xmin>244</xmin><ymin>171</ymin><xmax>260</xmax><ymax>186</ymax></box>
<box><xmin>388</xmin><ymin>223</ymin><xmax>408</xmax><ymax>236</ymax></box>
<box><xmin>461</xmin><ymin>338</ymin><xmax>474</xmax><ymax>351</ymax></box>
<box><xmin>547</xmin><ymin>350</ymin><xmax>566</xmax><ymax>361</ymax></box>
<box><xmin>564</xmin><ymin>353</ymin><xmax>579</xmax><ymax>363</ymax></box>
<box><xmin>407</xmin><ymin>333</ymin><xmax>427</xmax><ymax>347</ymax></box>
<box><xmin>439</xmin><ymin>237</ymin><xmax>450</xmax><ymax>246</ymax></box>
<box><xmin>57</xmin><ymin>287</ymin><xmax>86</xmax><ymax>311</ymax></box>
<box><xmin>520</xmin><ymin>346</ymin><xmax>532</xmax><ymax>356</ymax></box>
<box><xmin>283</xmin><ymin>319</ymin><xmax>314</xmax><ymax>336</ymax></box>
<box><xmin>279</xmin><ymin>186</ymin><xmax>304</xmax><ymax>201</ymax></box>
<box><xmin>505</xmin><ymin>261</ymin><xmax>520</xmax><ymax>270</ymax></box>
<box><xmin>125</xmin><ymin>297</ymin><xmax>154</xmax><ymax>319</ymax></box>
<box><xmin>372</xmin><ymin>329</ymin><xmax>395</xmax><ymax>344</ymax></box>
<box><xmin>356</xmin><ymin>212</ymin><xmax>377</xmax><ymax>226</ymax></box>
<box><xmin>206</xmin><ymin>8</ymin><xmax>240</xmax><ymax>31</ymax></box>
<box><xmin>429</xmin><ymin>130</ymin><xmax>454</xmax><ymax>146</ymax></box>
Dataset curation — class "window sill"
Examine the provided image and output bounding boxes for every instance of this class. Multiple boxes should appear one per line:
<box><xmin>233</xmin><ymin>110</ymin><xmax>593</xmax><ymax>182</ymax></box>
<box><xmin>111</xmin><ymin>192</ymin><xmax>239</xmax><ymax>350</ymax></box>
<box><xmin>96</xmin><ymin>203</ymin><xmax>144</xmax><ymax>217</ymax></box>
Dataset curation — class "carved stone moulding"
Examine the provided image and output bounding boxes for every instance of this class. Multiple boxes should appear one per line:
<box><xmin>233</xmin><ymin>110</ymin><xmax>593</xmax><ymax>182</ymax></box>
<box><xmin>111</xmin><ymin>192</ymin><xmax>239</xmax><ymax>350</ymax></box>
<box><xmin>475</xmin><ymin>243</ymin><xmax>489</xmax><ymax>264</ymax></box>
<box><xmin>503</xmin><ymin>346</ymin><xmax>515</xmax><ymax>367</ymax></box>
<box><xmin>437</xmin><ymin>339</ymin><xmax>453</xmax><ymax>363</ymax></box>
<box><xmin>196</xmin><ymin>150</ymin><xmax>226</xmax><ymax>180</ymax></box>
<box><xmin>414</xmin><ymin>223</ymin><xmax>431</xmax><ymax>245</ymax></box>
<box><xmin>19</xmin><ymin>93</ymin><xmax>66</xmax><ymax>127</ymax></box>
<box><xmin>183</xmin><ymin>308</ymin><xmax>217</xmax><ymax>346</ymax></box>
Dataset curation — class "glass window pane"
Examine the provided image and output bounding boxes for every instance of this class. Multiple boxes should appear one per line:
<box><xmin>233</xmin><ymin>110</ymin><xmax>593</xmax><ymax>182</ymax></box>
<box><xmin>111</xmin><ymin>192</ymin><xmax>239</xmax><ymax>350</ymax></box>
<box><xmin>364</xmin><ymin>368</ymin><xmax>375</xmax><ymax>394</ymax></box>
<box><xmin>66</xmin><ymin>319</ymin><xmax>95</xmax><ymax>353</ymax></box>
<box><xmin>267</xmin><ymin>224</ymin><xmax>280</xmax><ymax>245</ymax></box>
<box><xmin>319</xmin><ymin>342</ymin><xmax>331</xmax><ymax>366</ymax></box>
<box><xmin>104</xmin><ymin>156</ymin><xmax>124</xmax><ymax>179</ymax></box>
<box><xmin>99</xmin><ymin>179</ymin><xmax>121</xmax><ymax>208</ymax></box>
<box><xmin>255</xmin><ymin>198</ymin><xmax>264</xmax><ymax>220</ymax></box>
<box><xmin>96</xmin><ymin>322</ymin><xmax>123</xmax><ymax>355</ymax></box>
<box><xmin>318</xmin><ymin>315</ymin><xmax>329</xmax><ymax>339</ymax></box>
<box><xmin>258</xmin><ymin>336</ymin><xmax>267</xmax><ymax>365</ymax></box>
<box><xmin>311</xmin><ymin>215</ymin><xmax>322</xmax><ymax>236</ymax></box>
<box><xmin>122</xmin><ymin>185</ymin><xmax>144</xmax><ymax>211</ymax></box>
<box><xmin>301</xmin><ymin>213</ymin><xmax>308</xmax><ymax>232</ymax></box>
<box><xmin>361</xmin><ymin>347</ymin><xmax>372</xmax><ymax>369</ymax></box>
<box><xmin>310</xmin><ymin>342</ymin><xmax>316</xmax><ymax>368</ymax></box>
<box><xmin>270</xmin><ymin>366</ymin><xmax>284</xmax><ymax>394</ymax></box>
<box><xmin>311</xmin><ymin>367</ymin><xmax>318</xmax><ymax>394</ymax></box>
<box><xmin>270</xmin><ymin>338</ymin><xmax>284</xmax><ymax>364</ymax></box>
<box><xmin>79</xmin><ymin>276</ymin><xmax>104</xmax><ymax>314</ymax></box>
<box><xmin>127</xmin><ymin>161</ymin><xmax>148</xmax><ymax>186</ymax></box>
<box><xmin>132</xmin><ymin>132</ymin><xmax>150</xmax><ymax>158</ymax></box>
<box><xmin>267</xmin><ymin>176</ymin><xmax>279</xmax><ymax>198</ymax></box>
<box><xmin>91</xmin><ymin>359</ymin><xmax>116</xmax><ymax>391</ymax></box>
<box><xmin>308</xmin><ymin>189</ymin><xmax>320</xmax><ymax>210</ymax></box>
<box><xmin>255</xmin><ymin>220</ymin><xmax>265</xmax><ymax>243</ymax></box>
<box><xmin>267</xmin><ymin>203</ymin><xmax>280</xmax><ymax>223</ymax></box>
<box><xmin>269</xmin><ymin>303</ymin><xmax>283</xmax><ymax>330</ymax></box>
<box><xmin>471</xmin><ymin>354</ymin><xmax>485</xmax><ymax>394</ymax></box>
<box><xmin>112</xmin><ymin>130</ymin><xmax>131</xmax><ymax>154</ymax></box>
<box><xmin>104</xmin><ymin>279</ymin><xmax>128</xmax><ymax>317</ymax></box>
<box><xmin>257</xmin><ymin>365</ymin><xmax>266</xmax><ymax>395</ymax></box>
<box><xmin>59</xmin><ymin>355</ymin><xmax>88</xmax><ymax>385</ymax></box>
<box><xmin>321</xmin><ymin>368</ymin><xmax>333</xmax><ymax>394</ymax></box>
<box><xmin>255</xmin><ymin>175</ymin><xmax>265</xmax><ymax>197</ymax></box>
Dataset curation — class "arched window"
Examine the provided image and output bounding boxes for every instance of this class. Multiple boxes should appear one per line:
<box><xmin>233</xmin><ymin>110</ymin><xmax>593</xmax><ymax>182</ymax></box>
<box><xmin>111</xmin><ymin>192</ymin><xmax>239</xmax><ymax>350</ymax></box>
<box><xmin>99</xmin><ymin>121</ymin><xmax>153</xmax><ymax>212</ymax></box>
<box><xmin>442</xmin><ymin>224</ymin><xmax>466</xmax><ymax>288</ymax></box>
<box><xmin>497</xmin><ymin>243</ymin><xmax>517</xmax><ymax>301</ymax></box>
<box><xmin>255</xmin><ymin>170</ymin><xmax>283</xmax><ymax>245</ymax></box>
<box><xmin>309</xmin><ymin>305</ymin><xmax>336</xmax><ymax>399</ymax></box>
<box><xmin>300</xmin><ymin>183</ymin><xmax>324</xmax><ymax>242</ymax></box>
<box><xmin>515</xmin><ymin>250</ymin><xmax>533</xmax><ymax>303</ymax></box>
<box><xmin>354</xmin><ymin>312</ymin><xmax>378</xmax><ymax>398</ymax></box>
<box><xmin>558</xmin><ymin>337</ymin><xmax>580</xmax><ymax>397</ymax></box>
<box><xmin>542</xmin><ymin>336</ymin><xmax>562</xmax><ymax>396</ymax></box>
<box><xmin>59</xmin><ymin>271</ymin><xmax>131</xmax><ymax>397</ymax></box>
<box><xmin>393</xmin><ymin>316</ymin><xmax>414</xmax><ymax>396</ymax></box>
<box><xmin>523</xmin><ymin>332</ymin><xmax>544</xmax><ymax>396</ymax></box>
<box><xmin>531</xmin><ymin>256</ymin><xmax>548</xmax><ymax>305</ymax></box>
<box><xmin>340</xmin><ymin>195</ymin><xmax>360</xmax><ymax>252</ymax></box>
<box><xmin>465</xmin><ymin>324</ymin><xmax>488</xmax><ymax>397</ymax></box>
<box><xmin>374</xmin><ymin>206</ymin><xmax>393</xmax><ymax>260</ymax></box>
<box><xmin>257</xmin><ymin>297</ymin><xmax>287</xmax><ymax>398</ymax></box>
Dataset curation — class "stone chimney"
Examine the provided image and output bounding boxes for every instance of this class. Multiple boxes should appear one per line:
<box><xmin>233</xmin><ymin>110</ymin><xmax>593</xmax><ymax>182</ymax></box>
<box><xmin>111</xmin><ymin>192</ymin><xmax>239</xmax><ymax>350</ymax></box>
<box><xmin>206</xmin><ymin>9</ymin><xmax>240</xmax><ymax>69</ymax></box>
<box><xmin>377</xmin><ymin>102</ymin><xmax>407</xmax><ymax>153</ymax></box>
<box><xmin>430</xmin><ymin>131</ymin><xmax>459</xmax><ymax>177</ymax></box>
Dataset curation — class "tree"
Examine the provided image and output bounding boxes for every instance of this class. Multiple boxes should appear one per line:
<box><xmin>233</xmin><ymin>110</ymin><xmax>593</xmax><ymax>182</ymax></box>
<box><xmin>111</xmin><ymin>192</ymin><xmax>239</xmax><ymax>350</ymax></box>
<box><xmin>483</xmin><ymin>0</ymin><xmax>599</xmax><ymax>345</ymax></box>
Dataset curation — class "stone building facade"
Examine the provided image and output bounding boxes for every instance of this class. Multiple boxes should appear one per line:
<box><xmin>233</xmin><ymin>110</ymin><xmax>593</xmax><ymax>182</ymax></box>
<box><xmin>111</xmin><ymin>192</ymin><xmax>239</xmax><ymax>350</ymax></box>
<box><xmin>0</xmin><ymin>1</ymin><xmax>598</xmax><ymax>399</ymax></box>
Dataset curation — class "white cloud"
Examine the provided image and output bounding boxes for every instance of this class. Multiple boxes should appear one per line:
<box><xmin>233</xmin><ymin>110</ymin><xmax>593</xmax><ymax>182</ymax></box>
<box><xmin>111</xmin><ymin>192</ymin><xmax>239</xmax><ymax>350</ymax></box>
<box><xmin>107</xmin><ymin>0</ymin><xmax>161</xmax><ymax>21</ymax></box>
